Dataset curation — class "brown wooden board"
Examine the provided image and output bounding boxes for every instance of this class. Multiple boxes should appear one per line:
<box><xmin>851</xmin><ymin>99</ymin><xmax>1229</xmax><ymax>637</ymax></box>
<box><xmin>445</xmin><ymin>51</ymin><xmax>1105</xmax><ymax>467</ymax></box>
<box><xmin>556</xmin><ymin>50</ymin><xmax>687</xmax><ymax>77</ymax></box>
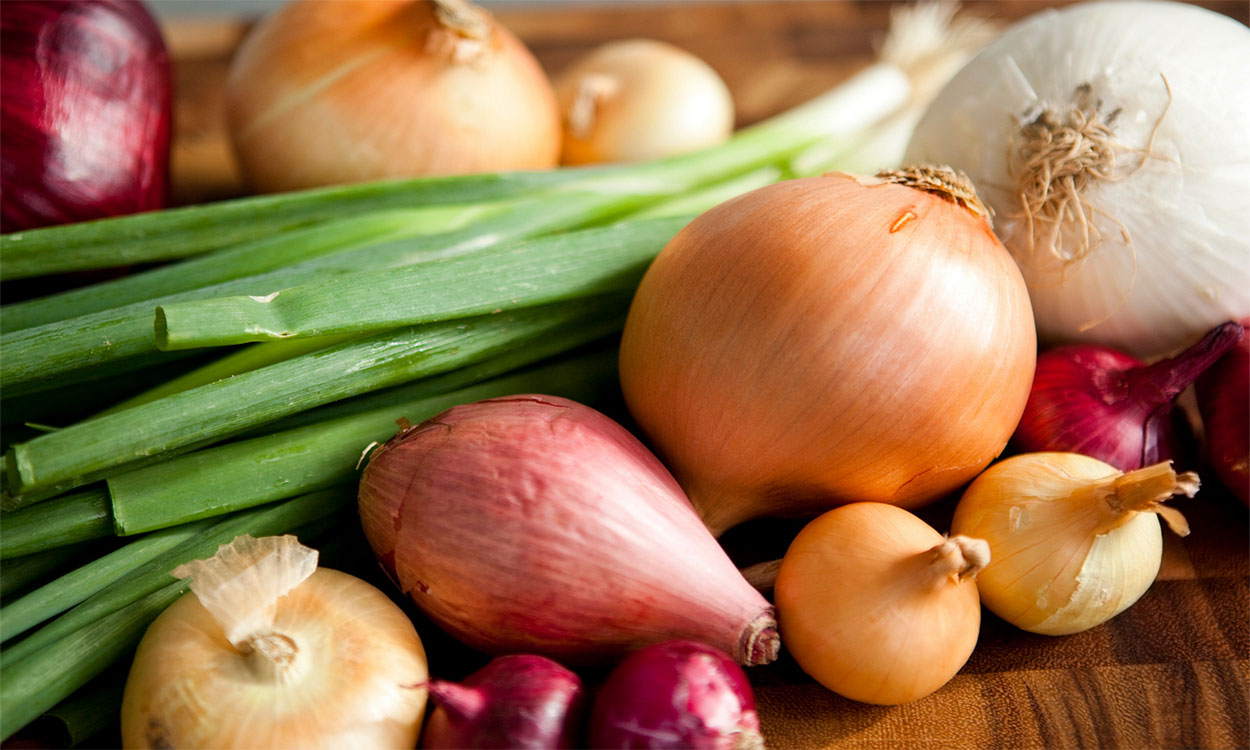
<box><xmin>156</xmin><ymin>3</ymin><xmax>1250</xmax><ymax>748</ymax></box>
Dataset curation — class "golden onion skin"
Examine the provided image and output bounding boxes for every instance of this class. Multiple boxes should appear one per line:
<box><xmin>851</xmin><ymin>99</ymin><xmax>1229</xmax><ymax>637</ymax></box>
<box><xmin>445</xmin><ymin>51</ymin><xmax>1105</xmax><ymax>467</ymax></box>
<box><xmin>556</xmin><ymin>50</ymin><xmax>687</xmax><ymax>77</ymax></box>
<box><xmin>618</xmin><ymin>171</ymin><xmax>1037</xmax><ymax>534</ymax></box>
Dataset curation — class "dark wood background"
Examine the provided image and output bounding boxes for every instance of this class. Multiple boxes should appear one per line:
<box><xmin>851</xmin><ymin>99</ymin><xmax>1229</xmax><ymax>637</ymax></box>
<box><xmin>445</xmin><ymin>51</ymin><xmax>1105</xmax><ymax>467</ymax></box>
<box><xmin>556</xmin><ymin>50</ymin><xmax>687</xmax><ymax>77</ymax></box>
<box><xmin>162</xmin><ymin>3</ymin><xmax>1249</xmax><ymax>748</ymax></box>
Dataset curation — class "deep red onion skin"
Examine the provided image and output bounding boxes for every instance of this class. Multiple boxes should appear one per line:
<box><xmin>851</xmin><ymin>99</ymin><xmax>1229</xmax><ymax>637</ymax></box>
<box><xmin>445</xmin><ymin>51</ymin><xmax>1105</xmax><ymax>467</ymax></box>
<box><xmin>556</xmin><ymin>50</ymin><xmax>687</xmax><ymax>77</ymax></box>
<box><xmin>356</xmin><ymin>395</ymin><xmax>779</xmax><ymax>667</ymax></box>
<box><xmin>589</xmin><ymin>640</ymin><xmax>763</xmax><ymax>750</ymax></box>
<box><xmin>1196</xmin><ymin>319</ymin><xmax>1250</xmax><ymax>506</ymax></box>
<box><xmin>0</xmin><ymin>0</ymin><xmax>171</xmax><ymax>232</ymax></box>
<box><xmin>421</xmin><ymin>655</ymin><xmax>585</xmax><ymax>750</ymax></box>
<box><xmin>1013</xmin><ymin>322</ymin><xmax>1245</xmax><ymax>471</ymax></box>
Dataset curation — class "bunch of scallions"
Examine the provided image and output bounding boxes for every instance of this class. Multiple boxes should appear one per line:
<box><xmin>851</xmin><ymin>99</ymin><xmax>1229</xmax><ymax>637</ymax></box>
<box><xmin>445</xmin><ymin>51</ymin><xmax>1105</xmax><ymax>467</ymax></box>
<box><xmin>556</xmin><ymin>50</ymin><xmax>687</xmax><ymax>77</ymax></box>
<box><xmin>0</xmin><ymin>4</ymin><xmax>995</xmax><ymax>744</ymax></box>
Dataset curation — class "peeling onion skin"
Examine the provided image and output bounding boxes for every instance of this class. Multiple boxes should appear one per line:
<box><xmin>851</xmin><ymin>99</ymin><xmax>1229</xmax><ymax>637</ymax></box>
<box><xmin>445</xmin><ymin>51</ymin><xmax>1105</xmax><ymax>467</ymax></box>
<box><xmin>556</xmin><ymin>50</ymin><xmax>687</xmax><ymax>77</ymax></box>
<box><xmin>120</xmin><ymin>568</ymin><xmax>429</xmax><ymax>749</ymax></box>
<box><xmin>618</xmin><ymin>171</ymin><xmax>1037</xmax><ymax>535</ymax></box>
<box><xmin>357</xmin><ymin>395</ymin><xmax>780</xmax><ymax>667</ymax></box>
<box><xmin>225</xmin><ymin>0</ymin><xmax>561</xmax><ymax>194</ymax></box>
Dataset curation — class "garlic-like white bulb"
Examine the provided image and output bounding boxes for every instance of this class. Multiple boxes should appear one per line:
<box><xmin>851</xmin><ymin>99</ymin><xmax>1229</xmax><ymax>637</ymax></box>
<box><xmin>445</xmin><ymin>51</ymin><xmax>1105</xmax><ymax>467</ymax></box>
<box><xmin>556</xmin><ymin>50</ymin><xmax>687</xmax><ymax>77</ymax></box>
<box><xmin>951</xmin><ymin>454</ymin><xmax>1196</xmax><ymax>636</ymax></box>
<box><xmin>120</xmin><ymin>535</ymin><xmax>428</xmax><ymax>749</ymax></box>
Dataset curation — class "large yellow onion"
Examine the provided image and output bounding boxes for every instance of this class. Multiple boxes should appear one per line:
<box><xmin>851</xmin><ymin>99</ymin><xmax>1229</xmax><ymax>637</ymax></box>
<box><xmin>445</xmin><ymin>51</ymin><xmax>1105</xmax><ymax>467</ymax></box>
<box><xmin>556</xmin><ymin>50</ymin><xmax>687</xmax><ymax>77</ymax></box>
<box><xmin>225</xmin><ymin>0</ymin><xmax>560</xmax><ymax>193</ymax></box>
<box><xmin>618</xmin><ymin>167</ymin><xmax>1037</xmax><ymax>535</ymax></box>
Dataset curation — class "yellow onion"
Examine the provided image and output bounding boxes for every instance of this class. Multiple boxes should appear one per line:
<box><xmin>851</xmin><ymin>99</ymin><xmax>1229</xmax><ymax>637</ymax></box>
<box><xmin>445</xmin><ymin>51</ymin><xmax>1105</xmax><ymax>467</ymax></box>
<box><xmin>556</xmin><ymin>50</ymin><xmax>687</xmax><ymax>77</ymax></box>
<box><xmin>618</xmin><ymin>167</ymin><xmax>1037</xmax><ymax>535</ymax></box>
<box><xmin>120</xmin><ymin>535</ymin><xmax>428</xmax><ymax>749</ymax></box>
<box><xmin>554</xmin><ymin>39</ymin><xmax>734</xmax><ymax>166</ymax></box>
<box><xmin>951</xmin><ymin>453</ymin><xmax>1196</xmax><ymax>635</ymax></box>
<box><xmin>225</xmin><ymin>0</ymin><xmax>560</xmax><ymax>193</ymax></box>
<box><xmin>775</xmin><ymin>502</ymin><xmax>988</xmax><ymax>705</ymax></box>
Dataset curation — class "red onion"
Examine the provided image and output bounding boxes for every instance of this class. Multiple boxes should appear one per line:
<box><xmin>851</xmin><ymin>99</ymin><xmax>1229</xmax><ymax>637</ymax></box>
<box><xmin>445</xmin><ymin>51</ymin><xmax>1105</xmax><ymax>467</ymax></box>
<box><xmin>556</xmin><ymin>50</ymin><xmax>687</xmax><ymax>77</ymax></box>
<box><xmin>421</xmin><ymin>655</ymin><xmax>585</xmax><ymax>749</ymax></box>
<box><xmin>356</xmin><ymin>395</ymin><xmax>780</xmax><ymax>666</ymax></box>
<box><xmin>589</xmin><ymin>640</ymin><xmax>763</xmax><ymax>750</ymax></box>
<box><xmin>1196</xmin><ymin>319</ymin><xmax>1249</xmax><ymax>506</ymax></box>
<box><xmin>0</xmin><ymin>0</ymin><xmax>171</xmax><ymax>232</ymax></box>
<box><xmin>1013</xmin><ymin>321</ymin><xmax>1245</xmax><ymax>471</ymax></box>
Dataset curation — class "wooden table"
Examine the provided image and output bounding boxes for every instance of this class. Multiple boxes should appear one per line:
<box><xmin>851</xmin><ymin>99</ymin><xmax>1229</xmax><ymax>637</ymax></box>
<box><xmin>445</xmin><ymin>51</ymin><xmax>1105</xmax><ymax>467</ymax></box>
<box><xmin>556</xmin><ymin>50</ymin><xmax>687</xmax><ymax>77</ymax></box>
<box><xmin>162</xmin><ymin>3</ymin><xmax>1250</xmax><ymax>748</ymax></box>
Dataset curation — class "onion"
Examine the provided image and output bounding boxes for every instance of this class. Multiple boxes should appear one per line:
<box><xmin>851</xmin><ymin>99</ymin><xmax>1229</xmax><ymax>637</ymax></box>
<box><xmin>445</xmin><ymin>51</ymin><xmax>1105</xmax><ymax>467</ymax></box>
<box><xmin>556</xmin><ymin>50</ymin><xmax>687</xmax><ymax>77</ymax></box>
<box><xmin>120</xmin><ymin>535</ymin><xmax>429</xmax><ymax>749</ymax></box>
<box><xmin>554</xmin><ymin>39</ymin><xmax>735</xmax><ymax>166</ymax></box>
<box><xmin>0</xmin><ymin>0</ymin><xmax>171</xmax><ymax>232</ymax></box>
<box><xmin>1013</xmin><ymin>321</ymin><xmax>1245</xmax><ymax>471</ymax></box>
<box><xmin>588</xmin><ymin>640</ymin><xmax>762</xmax><ymax>750</ymax></box>
<box><xmin>774</xmin><ymin>502</ymin><xmax>988</xmax><ymax>705</ymax></box>
<box><xmin>951</xmin><ymin>454</ymin><xmax>1195</xmax><ymax>635</ymax></box>
<box><xmin>618</xmin><ymin>167</ymin><xmax>1037</xmax><ymax>535</ymax></box>
<box><xmin>225</xmin><ymin>0</ymin><xmax>561</xmax><ymax>194</ymax></box>
<box><xmin>1196</xmin><ymin>319</ymin><xmax>1250</xmax><ymax>506</ymax></box>
<box><xmin>356</xmin><ymin>395</ymin><xmax>780</xmax><ymax>666</ymax></box>
<box><xmin>905</xmin><ymin>0</ymin><xmax>1250</xmax><ymax>359</ymax></box>
<box><xmin>422</xmin><ymin>655</ymin><xmax>584</xmax><ymax>749</ymax></box>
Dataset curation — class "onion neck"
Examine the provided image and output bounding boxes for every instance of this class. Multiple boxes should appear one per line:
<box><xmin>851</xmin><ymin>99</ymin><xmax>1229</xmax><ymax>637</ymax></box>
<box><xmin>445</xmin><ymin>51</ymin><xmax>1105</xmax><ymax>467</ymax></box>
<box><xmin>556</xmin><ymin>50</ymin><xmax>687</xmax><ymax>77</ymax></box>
<box><xmin>244</xmin><ymin>632</ymin><xmax>300</xmax><ymax>683</ymax></box>
<box><xmin>923</xmin><ymin>535</ymin><xmax>989</xmax><ymax>588</ymax></box>
<box><xmin>876</xmin><ymin>165</ymin><xmax>991</xmax><ymax>223</ymax></box>
<box><xmin>1101</xmin><ymin>461</ymin><xmax>1196</xmax><ymax>536</ymax></box>
<box><xmin>738</xmin><ymin>610</ymin><xmax>780</xmax><ymax>667</ymax></box>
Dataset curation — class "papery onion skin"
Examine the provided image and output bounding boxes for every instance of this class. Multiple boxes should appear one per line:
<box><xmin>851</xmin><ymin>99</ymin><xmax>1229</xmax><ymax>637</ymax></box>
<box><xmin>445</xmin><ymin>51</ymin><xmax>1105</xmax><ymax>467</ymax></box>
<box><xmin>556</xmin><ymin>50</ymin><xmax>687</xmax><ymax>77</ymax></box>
<box><xmin>225</xmin><ymin>0</ymin><xmax>561</xmax><ymax>194</ymax></box>
<box><xmin>905</xmin><ymin>1</ymin><xmax>1250</xmax><ymax>359</ymax></box>
<box><xmin>774</xmin><ymin>502</ymin><xmax>985</xmax><ymax>706</ymax></box>
<box><xmin>120</xmin><ymin>568</ymin><xmax>429</xmax><ymax>749</ymax></box>
<box><xmin>618</xmin><ymin>170</ymin><xmax>1037</xmax><ymax>535</ymax></box>
<box><xmin>554</xmin><ymin>39</ymin><xmax>735</xmax><ymax>166</ymax></box>
<box><xmin>357</xmin><ymin>395</ymin><xmax>780</xmax><ymax>667</ymax></box>
<box><xmin>1196</xmin><ymin>319</ymin><xmax>1250</xmax><ymax>506</ymax></box>
<box><xmin>588</xmin><ymin>640</ymin><xmax>763</xmax><ymax>750</ymax></box>
<box><xmin>950</xmin><ymin>453</ymin><xmax>1195</xmax><ymax>636</ymax></box>
<box><xmin>0</xmin><ymin>0</ymin><xmax>171</xmax><ymax>232</ymax></box>
<box><xmin>421</xmin><ymin>654</ymin><xmax>585</xmax><ymax>749</ymax></box>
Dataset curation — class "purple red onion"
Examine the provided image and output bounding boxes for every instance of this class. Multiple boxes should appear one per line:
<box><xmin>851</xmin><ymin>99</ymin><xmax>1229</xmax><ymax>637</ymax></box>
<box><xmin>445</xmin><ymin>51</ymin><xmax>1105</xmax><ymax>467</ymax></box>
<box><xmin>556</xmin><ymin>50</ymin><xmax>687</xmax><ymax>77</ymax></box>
<box><xmin>1012</xmin><ymin>321</ymin><xmax>1245</xmax><ymax>471</ymax></box>
<box><xmin>589</xmin><ymin>640</ymin><xmax>764</xmax><ymax>750</ymax></box>
<box><xmin>1196</xmin><ymin>319</ymin><xmax>1249</xmax><ymax>506</ymax></box>
<box><xmin>1</xmin><ymin>0</ymin><xmax>171</xmax><ymax>232</ymax></box>
<box><xmin>421</xmin><ymin>655</ymin><xmax>585</xmax><ymax>749</ymax></box>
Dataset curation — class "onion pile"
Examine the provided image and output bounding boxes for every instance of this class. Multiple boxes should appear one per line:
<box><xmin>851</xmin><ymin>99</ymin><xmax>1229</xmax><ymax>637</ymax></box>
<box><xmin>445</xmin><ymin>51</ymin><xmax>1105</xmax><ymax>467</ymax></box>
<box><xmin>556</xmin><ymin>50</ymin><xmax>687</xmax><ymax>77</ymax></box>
<box><xmin>619</xmin><ymin>166</ymin><xmax>1037</xmax><ymax>534</ymax></box>
<box><xmin>225</xmin><ymin>0</ymin><xmax>561</xmax><ymax>193</ymax></box>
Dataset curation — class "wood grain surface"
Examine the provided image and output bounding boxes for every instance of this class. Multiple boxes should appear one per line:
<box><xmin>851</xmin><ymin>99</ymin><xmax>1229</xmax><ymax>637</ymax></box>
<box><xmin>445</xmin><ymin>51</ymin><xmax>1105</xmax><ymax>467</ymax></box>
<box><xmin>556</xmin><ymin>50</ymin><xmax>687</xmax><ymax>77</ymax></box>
<box><xmin>161</xmin><ymin>3</ymin><xmax>1250</xmax><ymax>748</ymax></box>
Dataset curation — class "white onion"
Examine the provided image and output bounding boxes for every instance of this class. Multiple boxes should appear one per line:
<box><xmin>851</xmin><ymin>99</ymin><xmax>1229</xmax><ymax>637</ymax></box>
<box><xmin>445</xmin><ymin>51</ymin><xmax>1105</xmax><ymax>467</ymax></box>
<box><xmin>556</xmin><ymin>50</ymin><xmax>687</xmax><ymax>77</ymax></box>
<box><xmin>905</xmin><ymin>0</ymin><xmax>1250</xmax><ymax>358</ymax></box>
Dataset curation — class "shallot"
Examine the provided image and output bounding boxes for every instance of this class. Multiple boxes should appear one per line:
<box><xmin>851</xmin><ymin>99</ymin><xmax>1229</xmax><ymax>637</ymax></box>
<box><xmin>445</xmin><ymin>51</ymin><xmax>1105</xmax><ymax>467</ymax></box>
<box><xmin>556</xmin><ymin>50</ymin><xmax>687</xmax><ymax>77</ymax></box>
<box><xmin>356</xmin><ymin>395</ymin><xmax>779</xmax><ymax>666</ymax></box>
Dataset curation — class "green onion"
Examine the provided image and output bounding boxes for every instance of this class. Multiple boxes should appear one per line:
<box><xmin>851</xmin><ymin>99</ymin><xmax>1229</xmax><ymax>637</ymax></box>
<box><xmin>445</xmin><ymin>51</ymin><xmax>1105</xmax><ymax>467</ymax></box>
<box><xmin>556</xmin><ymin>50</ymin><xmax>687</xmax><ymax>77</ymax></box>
<box><xmin>108</xmin><ymin>346</ymin><xmax>620</xmax><ymax>535</ymax></box>
<box><xmin>0</xmin><ymin>488</ymin><xmax>350</xmax><ymax>672</ymax></box>
<box><xmin>0</xmin><ymin>579</ymin><xmax>185</xmax><ymax>742</ymax></box>
<box><xmin>33</xmin><ymin>668</ymin><xmax>128</xmax><ymax>748</ymax></box>
<box><xmin>1</xmin><ymin>203</ymin><xmax>508</xmax><ymax>333</ymax></box>
<box><xmin>0</xmin><ymin>520</ymin><xmax>210</xmax><ymax>644</ymax></box>
<box><xmin>4</xmin><ymin>297</ymin><xmax>627</xmax><ymax>505</ymax></box>
<box><xmin>0</xmin><ymin>168</ymin><xmax>602</xmax><ymax>281</ymax></box>
<box><xmin>0</xmin><ymin>489</ymin><xmax>112</xmax><ymax>559</ymax></box>
<box><xmin>156</xmin><ymin>215</ymin><xmax>689</xmax><ymax>350</ymax></box>
<box><xmin>0</xmin><ymin>542</ymin><xmax>100</xmax><ymax>600</ymax></box>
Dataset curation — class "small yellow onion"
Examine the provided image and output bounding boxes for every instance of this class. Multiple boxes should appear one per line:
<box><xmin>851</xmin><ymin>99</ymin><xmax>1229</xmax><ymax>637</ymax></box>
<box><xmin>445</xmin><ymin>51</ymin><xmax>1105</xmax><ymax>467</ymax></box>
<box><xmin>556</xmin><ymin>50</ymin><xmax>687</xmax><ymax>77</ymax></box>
<box><xmin>618</xmin><ymin>167</ymin><xmax>1037</xmax><ymax>535</ymax></box>
<box><xmin>554</xmin><ymin>38</ymin><xmax>734</xmax><ymax>166</ymax></box>
<box><xmin>951</xmin><ymin>453</ymin><xmax>1196</xmax><ymax>636</ymax></box>
<box><xmin>120</xmin><ymin>535</ymin><xmax>428</xmax><ymax>749</ymax></box>
<box><xmin>225</xmin><ymin>0</ymin><xmax>561</xmax><ymax>193</ymax></box>
<box><xmin>775</xmin><ymin>502</ymin><xmax>988</xmax><ymax>705</ymax></box>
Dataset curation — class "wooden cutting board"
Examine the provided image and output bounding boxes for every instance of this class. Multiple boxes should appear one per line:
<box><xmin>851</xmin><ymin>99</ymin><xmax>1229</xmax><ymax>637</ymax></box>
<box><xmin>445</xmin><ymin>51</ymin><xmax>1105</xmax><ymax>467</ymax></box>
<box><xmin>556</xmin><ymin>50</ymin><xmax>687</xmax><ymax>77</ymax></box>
<box><xmin>162</xmin><ymin>3</ymin><xmax>1250</xmax><ymax>748</ymax></box>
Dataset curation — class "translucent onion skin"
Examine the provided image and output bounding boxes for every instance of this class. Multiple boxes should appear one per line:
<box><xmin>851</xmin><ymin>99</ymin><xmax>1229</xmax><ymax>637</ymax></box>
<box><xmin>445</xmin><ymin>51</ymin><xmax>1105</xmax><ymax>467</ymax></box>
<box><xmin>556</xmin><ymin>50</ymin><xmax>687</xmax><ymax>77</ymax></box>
<box><xmin>618</xmin><ymin>170</ymin><xmax>1037</xmax><ymax>535</ymax></box>
<box><xmin>774</xmin><ymin>502</ymin><xmax>986</xmax><ymax>706</ymax></box>
<box><xmin>0</xmin><ymin>0</ymin><xmax>171</xmax><ymax>231</ymax></box>
<box><xmin>357</xmin><ymin>395</ymin><xmax>780</xmax><ymax>666</ymax></box>
<box><xmin>225</xmin><ymin>0</ymin><xmax>560</xmax><ymax>193</ymax></box>
<box><xmin>120</xmin><ymin>568</ymin><xmax>429</xmax><ymax>749</ymax></box>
